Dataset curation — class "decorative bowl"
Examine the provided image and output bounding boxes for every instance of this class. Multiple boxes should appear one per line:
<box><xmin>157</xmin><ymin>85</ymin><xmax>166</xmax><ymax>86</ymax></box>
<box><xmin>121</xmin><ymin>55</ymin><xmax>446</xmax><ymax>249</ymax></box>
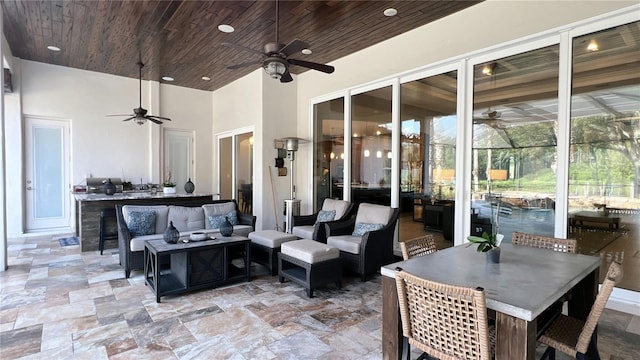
<box><xmin>190</xmin><ymin>232</ymin><xmax>207</xmax><ymax>241</ymax></box>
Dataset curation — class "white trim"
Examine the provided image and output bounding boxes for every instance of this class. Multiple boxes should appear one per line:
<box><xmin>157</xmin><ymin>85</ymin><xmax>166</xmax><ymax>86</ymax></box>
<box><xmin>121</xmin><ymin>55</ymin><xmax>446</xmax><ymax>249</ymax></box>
<box><xmin>606</xmin><ymin>287</ymin><xmax>640</xmax><ymax>316</ymax></box>
<box><xmin>555</xmin><ymin>31</ymin><xmax>573</xmax><ymax>238</ymax></box>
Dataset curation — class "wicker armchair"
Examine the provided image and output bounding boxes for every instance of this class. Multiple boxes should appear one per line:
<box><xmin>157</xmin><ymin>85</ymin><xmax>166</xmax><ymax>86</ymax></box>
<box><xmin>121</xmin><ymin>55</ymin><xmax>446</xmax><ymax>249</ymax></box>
<box><xmin>395</xmin><ymin>268</ymin><xmax>495</xmax><ymax>360</ymax></box>
<box><xmin>539</xmin><ymin>261</ymin><xmax>623</xmax><ymax>360</ymax></box>
<box><xmin>400</xmin><ymin>235</ymin><xmax>437</xmax><ymax>260</ymax></box>
<box><xmin>512</xmin><ymin>231</ymin><xmax>577</xmax><ymax>253</ymax></box>
<box><xmin>291</xmin><ymin>199</ymin><xmax>355</xmax><ymax>243</ymax></box>
<box><xmin>325</xmin><ymin>203</ymin><xmax>400</xmax><ymax>281</ymax></box>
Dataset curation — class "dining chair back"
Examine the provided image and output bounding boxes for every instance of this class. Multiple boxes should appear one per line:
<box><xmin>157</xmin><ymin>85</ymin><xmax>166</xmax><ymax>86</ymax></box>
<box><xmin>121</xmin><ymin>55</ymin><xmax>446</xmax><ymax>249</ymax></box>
<box><xmin>400</xmin><ymin>235</ymin><xmax>437</xmax><ymax>260</ymax></box>
<box><xmin>539</xmin><ymin>261</ymin><xmax>623</xmax><ymax>359</ymax></box>
<box><xmin>512</xmin><ymin>231</ymin><xmax>577</xmax><ymax>253</ymax></box>
<box><xmin>395</xmin><ymin>269</ymin><xmax>494</xmax><ymax>360</ymax></box>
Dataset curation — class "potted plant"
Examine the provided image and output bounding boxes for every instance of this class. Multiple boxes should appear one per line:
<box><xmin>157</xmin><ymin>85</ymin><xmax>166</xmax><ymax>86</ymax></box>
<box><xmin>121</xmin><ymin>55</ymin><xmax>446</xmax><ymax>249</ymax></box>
<box><xmin>163</xmin><ymin>172</ymin><xmax>177</xmax><ymax>194</ymax></box>
<box><xmin>467</xmin><ymin>192</ymin><xmax>504</xmax><ymax>263</ymax></box>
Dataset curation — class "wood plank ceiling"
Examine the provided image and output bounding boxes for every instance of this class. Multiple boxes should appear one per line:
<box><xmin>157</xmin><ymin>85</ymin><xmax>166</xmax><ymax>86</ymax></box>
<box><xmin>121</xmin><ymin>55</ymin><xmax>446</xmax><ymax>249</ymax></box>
<box><xmin>2</xmin><ymin>0</ymin><xmax>482</xmax><ymax>91</ymax></box>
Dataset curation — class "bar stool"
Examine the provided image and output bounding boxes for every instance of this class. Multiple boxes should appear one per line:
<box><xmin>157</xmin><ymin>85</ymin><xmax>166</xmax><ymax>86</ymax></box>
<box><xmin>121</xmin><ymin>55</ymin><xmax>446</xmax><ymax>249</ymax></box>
<box><xmin>99</xmin><ymin>208</ymin><xmax>118</xmax><ymax>255</ymax></box>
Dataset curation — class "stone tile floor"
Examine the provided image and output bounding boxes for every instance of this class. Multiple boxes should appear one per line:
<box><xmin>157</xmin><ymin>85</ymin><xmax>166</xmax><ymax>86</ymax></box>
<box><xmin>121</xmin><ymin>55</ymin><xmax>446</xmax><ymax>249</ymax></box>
<box><xmin>1</xmin><ymin>234</ymin><xmax>639</xmax><ymax>359</ymax></box>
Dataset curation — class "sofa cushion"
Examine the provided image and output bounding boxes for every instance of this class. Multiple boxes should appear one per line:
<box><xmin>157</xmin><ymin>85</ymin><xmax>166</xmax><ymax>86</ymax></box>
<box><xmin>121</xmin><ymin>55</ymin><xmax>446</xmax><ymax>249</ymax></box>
<box><xmin>292</xmin><ymin>225</ymin><xmax>315</xmax><ymax>239</ymax></box>
<box><xmin>232</xmin><ymin>224</ymin><xmax>253</xmax><ymax>237</ymax></box>
<box><xmin>327</xmin><ymin>235</ymin><xmax>362</xmax><ymax>255</ymax></box>
<box><xmin>322</xmin><ymin>199</ymin><xmax>350</xmax><ymax>219</ymax></box>
<box><xmin>355</xmin><ymin>203</ymin><xmax>392</xmax><ymax>226</ymax></box>
<box><xmin>352</xmin><ymin>222</ymin><xmax>385</xmax><ymax>236</ymax></box>
<box><xmin>130</xmin><ymin>234</ymin><xmax>163</xmax><ymax>252</ymax></box>
<box><xmin>122</xmin><ymin>205</ymin><xmax>169</xmax><ymax>234</ymax></box>
<box><xmin>167</xmin><ymin>206</ymin><xmax>205</xmax><ymax>231</ymax></box>
<box><xmin>316</xmin><ymin>209</ymin><xmax>336</xmax><ymax>223</ymax></box>
<box><xmin>126</xmin><ymin>211</ymin><xmax>156</xmax><ymax>237</ymax></box>
<box><xmin>202</xmin><ymin>203</ymin><xmax>237</xmax><ymax>229</ymax></box>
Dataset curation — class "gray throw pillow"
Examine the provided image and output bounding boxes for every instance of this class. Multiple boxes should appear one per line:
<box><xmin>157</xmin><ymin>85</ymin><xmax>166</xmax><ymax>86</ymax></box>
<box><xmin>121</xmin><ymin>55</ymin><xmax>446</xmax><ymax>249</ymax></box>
<box><xmin>127</xmin><ymin>211</ymin><xmax>156</xmax><ymax>236</ymax></box>
<box><xmin>316</xmin><ymin>209</ymin><xmax>336</xmax><ymax>224</ymax></box>
<box><xmin>227</xmin><ymin>210</ymin><xmax>239</xmax><ymax>225</ymax></box>
<box><xmin>208</xmin><ymin>215</ymin><xmax>226</xmax><ymax>229</ymax></box>
<box><xmin>352</xmin><ymin>222</ymin><xmax>384</xmax><ymax>237</ymax></box>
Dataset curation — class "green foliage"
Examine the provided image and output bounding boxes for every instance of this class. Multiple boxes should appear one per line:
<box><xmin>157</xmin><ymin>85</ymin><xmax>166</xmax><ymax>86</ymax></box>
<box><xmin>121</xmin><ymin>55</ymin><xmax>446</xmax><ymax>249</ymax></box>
<box><xmin>467</xmin><ymin>232</ymin><xmax>497</xmax><ymax>252</ymax></box>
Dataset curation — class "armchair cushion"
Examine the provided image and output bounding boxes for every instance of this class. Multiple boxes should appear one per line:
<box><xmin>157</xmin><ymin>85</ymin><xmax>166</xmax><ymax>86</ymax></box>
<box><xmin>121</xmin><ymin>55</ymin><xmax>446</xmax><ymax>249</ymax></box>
<box><xmin>167</xmin><ymin>205</ymin><xmax>204</xmax><ymax>231</ymax></box>
<box><xmin>316</xmin><ymin>210</ymin><xmax>336</xmax><ymax>223</ymax></box>
<box><xmin>352</xmin><ymin>222</ymin><xmax>384</xmax><ymax>236</ymax></box>
<box><xmin>354</xmin><ymin>203</ymin><xmax>393</xmax><ymax>226</ymax></box>
<box><xmin>327</xmin><ymin>235</ymin><xmax>362</xmax><ymax>254</ymax></box>
<box><xmin>122</xmin><ymin>205</ymin><xmax>169</xmax><ymax>234</ymax></box>
<box><xmin>322</xmin><ymin>199</ymin><xmax>350</xmax><ymax>219</ymax></box>
<box><xmin>292</xmin><ymin>225</ymin><xmax>314</xmax><ymax>239</ymax></box>
<box><xmin>126</xmin><ymin>211</ymin><xmax>156</xmax><ymax>237</ymax></box>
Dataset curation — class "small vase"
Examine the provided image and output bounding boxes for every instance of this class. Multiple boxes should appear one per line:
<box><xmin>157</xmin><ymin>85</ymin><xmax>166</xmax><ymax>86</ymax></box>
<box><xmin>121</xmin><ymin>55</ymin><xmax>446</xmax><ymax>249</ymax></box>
<box><xmin>219</xmin><ymin>217</ymin><xmax>233</xmax><ymax>237</ymax></box>
<box><xmin>103</xmin><ymin>179</ymin><xmax>116</xmax><ymax>195</ymax></box>
<box><xmin>486</xmin><ymin>247</ymin><xmax>501</xmax><ymax>263</ymax></box>
<box><xmin>163</xmin><ymin>186</ymin><xmax>176</xmax><ymax>194</ymax></box>
<box><xmin>164</xmin><ymin>221</ymin><xmax>180</xmax><ymax>244</ymax></box>
<box><xmin>184</xmin><ymin>178</ymin><xmax>195</xmax><ymax>194</ymax></box>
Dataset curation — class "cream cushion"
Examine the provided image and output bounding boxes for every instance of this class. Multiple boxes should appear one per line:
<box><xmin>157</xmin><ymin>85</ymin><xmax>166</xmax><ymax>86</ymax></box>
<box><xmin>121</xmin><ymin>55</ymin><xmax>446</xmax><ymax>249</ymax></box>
<box><xmin>249</xmin><ymin>230</ymin><xmax>298</xmax><ymax>248</ymax></box>
<box><xmin>202</xmin><ymin>202</ymin><xmax>237</xmax><ymax>229</ymax></box>
<box><xmin>122</xmin><ymin>205</ymin><xmax>169</xmax><ymax>235</ymax></box>
<box><xmin>167</xmin><ymin>205</ymin><xmax>205</xmax><ymax>231</ymax></box>
<box><xmin>327</xmin><ymin>236</ymin><xmax>362</xmax><ymax>254</ymax></box>
<box><xmin>322</xmin><ymin>199</ymin><xmax>350</xmax><ymax>219</ymax></box>
<box><xmin>281</xmin><ymin>239</ymin><xmax>339</xmax><ymax>264</ymax></box>
<box><xmin>354</xmin><ymin>203</ymin><xmax>392</xmax><ymax>226</ymax></box>
<box><xmin>292</xmin><ymin>225</ymin><xmax>314</xmax><ymax>239</ymax></box>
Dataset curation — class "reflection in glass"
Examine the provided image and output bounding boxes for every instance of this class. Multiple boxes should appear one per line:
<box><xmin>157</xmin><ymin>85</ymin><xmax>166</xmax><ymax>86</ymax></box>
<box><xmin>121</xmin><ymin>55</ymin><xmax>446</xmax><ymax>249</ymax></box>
<box><xmin>218</xmin><ymin>137</ymin><xmax>233</xmax><ymax>200</ymax></box>
<box><xmin>351</xmin><ymin>87</ymin><xmax>392</xmax><ymax>206</ymax></box>
<box><xmin>400</xmin><ymin>71</ymin><xmax>458</xmax><ymax>242</ymax></box>
<box><xmin>314</xmin><ymin>98</ymin><xmax>344</xmax><ymax>211</ymax></box>
<box><xmin>236</xmin><ymin>132</ymin><xmax>254</xmax><ymax>214</ymax></box>
<box><xmin>471</xmin><ymin>45</ymin><xmax>559</xmax><ymax>242</ymax></box>
<box><xmin>568</xmin><ymin>22</ymin><xmax>640</xmax><ymax>271</ymax></box>
<box><xmin>34</xmin><ymin>127</ymin><xmax>64</xmax><ymax>218</ymax></box>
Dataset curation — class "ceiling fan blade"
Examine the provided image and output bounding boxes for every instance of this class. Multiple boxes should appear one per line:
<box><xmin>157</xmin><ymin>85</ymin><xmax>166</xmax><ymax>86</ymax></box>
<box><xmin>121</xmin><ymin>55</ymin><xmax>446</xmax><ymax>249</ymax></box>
<box><xmin>287</xmin><ymin>58</ymin><xmax>334</xmax><ymax>74</ymax></box>
<box><xmin>148</xmin><ymin>118</ymin><xmax>163</xmax><ymax>125</ymax></box>
<box><xmin>122</xmin><ymin>116</ymin><xmax>136</xmax><ymax>122</ymax></box>
<box><xmin>222</xmin><ymin>42</ymin><xmax>266</xmax><ymax>57</ymax></box>
<box><xmin>279</xmin><ymin>39</ymin><xmax>308</xmax><ymax>57</ymax></box>
<box><xmin>106</xmin><ymin>114</ymin><xmax>134</xmax><ymax>117</ymax></box>
<box><xmin>227</xmin><ymin>60</ymin><xmax>264</xmax><ymax>70</ymax></box>
<box><xmin>280</xmin><ymin>70</ymin><xmax>293</xmax><ymax>83</ymax></box>
<box><xmin>147</xmin><ymin>115</ymin><xmax>172</xmax><ymax>121</ymax></box>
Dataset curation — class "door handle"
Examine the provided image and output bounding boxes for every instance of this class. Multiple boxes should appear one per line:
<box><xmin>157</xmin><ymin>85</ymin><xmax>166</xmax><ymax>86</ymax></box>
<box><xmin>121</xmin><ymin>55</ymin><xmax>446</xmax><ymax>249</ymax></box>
<box><xmin>26</xmin><ymin>186</ymin><xmax>33</xmax><ymax>190</ymax></box>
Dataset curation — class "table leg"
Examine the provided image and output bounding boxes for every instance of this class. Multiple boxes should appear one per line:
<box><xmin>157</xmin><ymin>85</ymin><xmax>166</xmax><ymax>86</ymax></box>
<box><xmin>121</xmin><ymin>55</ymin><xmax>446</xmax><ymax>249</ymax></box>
<box><xmin>496</xmin><ymin>313</ymin><xmax>536</xmax><ymax>359</ymax></box>
<box><xmin>382</xmin><ymin>276</ymin><xmax>403</xmax><ymax>360</ymax></box>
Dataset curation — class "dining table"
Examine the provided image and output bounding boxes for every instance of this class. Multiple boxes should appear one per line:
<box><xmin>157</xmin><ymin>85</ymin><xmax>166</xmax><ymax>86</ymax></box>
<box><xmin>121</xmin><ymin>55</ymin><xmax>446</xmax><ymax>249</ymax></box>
<box><xmin>381</xmin><ymin>243</ymin><xmax>601</xmax><ymax>359</ymax></box>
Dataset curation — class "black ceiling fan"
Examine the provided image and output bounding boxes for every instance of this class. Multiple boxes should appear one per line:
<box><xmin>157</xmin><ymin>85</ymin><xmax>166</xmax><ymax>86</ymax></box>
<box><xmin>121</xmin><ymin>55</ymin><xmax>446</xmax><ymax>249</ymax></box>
<box><xmin>106</xmin><ymin>62</ymin><xmax>171</xmax><ymax>125</ymax></box>
<box><xmin>222</xmin><ymin>0</ymin><xmax>334</xmax><ymax>83</ymax></box>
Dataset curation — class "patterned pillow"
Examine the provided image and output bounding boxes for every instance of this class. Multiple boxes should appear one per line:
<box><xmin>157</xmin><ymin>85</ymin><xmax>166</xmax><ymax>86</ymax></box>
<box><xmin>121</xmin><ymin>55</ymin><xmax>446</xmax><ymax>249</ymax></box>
<box><xmin>208</xmin><ymin>215</ymin><xmax>227</xmax><ymax>229</ymax></box>
<box><xmin>352</xmin><ymin>222</ymin><xmax>384</xmax><ymax>237</ymax></box>
<box><xmin>316</xmin><ymin>210</ymin><xmax>336</xmax><ymax>224</ymax></box>
<box><xmin>226</xmin><ymin>210</ymin><xmax>239</xmax><ymax>225</ymax></box>
<box><xmin>127</xmin><ymin>211</ymin><xmax>156</xmax><ymax>236</ymax></box>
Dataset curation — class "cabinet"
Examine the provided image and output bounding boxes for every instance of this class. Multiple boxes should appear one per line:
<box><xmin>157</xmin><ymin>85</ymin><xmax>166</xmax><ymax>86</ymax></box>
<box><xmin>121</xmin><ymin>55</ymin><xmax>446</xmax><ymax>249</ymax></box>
<box><xmin>144</xmin><ymin>236</ymin><xmax>251</xmax><ymax>303</ymax></box>
<box><xmin>423</xmin><ymin>201</ymin><xmax>455</xmax><ymax>240</ymax></box>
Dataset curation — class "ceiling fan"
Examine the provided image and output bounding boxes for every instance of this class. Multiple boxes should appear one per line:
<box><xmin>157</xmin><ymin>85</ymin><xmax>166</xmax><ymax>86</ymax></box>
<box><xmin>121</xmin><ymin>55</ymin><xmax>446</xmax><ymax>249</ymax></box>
<box><xmin>106</xmin><ymin>62</ymin><xmax>171</xmax><ymax>125</ymax></box>
<box><xmin>222</xmin><ymin>0</ymin><xmax>334</xmax><ymax>83</ymax></box>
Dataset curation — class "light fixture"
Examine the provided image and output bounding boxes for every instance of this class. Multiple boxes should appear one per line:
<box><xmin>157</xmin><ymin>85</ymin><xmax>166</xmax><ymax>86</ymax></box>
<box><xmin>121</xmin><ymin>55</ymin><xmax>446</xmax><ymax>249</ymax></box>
<box><xmin>47</xmin><ymin>45</ymin><xmax>61</xmax><ymax>51</ymax></box>
<box><xmin>353</xmin><ymin>133</ymin><xmax>359</xmax><ymax>137</ymax></box>
<box><xmin>263</xmin><ymin>58</ymin><xmax>287</xmax><ymax>79</ymax></box>
<box><xmin>330</xmin><ymin>152</ymin><xmax>335</xmax><ymax>159</ymax></box>
<box><xmin>218</xmin><ymin>24</ymin><xmax>234</xmax><ymax>33</ymax></box>
<box><xmin>383</xmin><ymin>8</ymin><xmax>398</xmax><ymax>17</ymax></box>
<box><xmin>340</xmin><ymin>153</ymin><xmax>344</xmax><ymax>160</ymax></box>
<box><xmin>162</xmin><ymin>76</ymin><xmax>174</xmax><ymax>81</ymax></box>
<box><xmin>387</xmin><ymin>151</ymin><xmax>392</xmax><ymax>159</ymax></box>
<box><xmin>301</xmin><ymin>49</ymin><xmax>312</xmax><ymax>55</ymax></box>
<box><xmin>364</xmin><ymin>149</ymin><xmax>370</xmax><ymax>157</ymax></box>
<box><xmin>249</xmin><ymin>136</ymin><xmax>254</xmax><ymax>145</ymax></box>
<box><xmin>376</xmin><ymin>130</ymin><xmax>381</xmax><ymax>136</ymax></box>
<box><xmin>376</xmin><ymin>150</ymin><xmax>382</xmax><ymax>158</ymax></box>
<box><xmin>587</xmin><ymin>39</ymin><xmax>599</xmax><ymax>52</ymax></box>
<box><xmin>201</xmin><ymin>76</ymin><xmax>211</xmax><ymax>81</ymax></box>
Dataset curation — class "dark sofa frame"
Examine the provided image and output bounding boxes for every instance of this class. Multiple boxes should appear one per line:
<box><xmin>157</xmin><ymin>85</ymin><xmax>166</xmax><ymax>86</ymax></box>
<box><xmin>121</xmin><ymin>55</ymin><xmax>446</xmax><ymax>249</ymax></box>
<box><xmin>116</xmin><ymin>199</ymin><xmax>256</xmax><ymax>278</ymax></box>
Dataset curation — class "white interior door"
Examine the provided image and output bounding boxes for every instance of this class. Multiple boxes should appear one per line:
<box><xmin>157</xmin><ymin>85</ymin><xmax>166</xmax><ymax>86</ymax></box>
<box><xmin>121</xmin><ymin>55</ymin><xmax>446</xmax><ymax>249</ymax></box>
<box><xmin>25</xmin><ymin>117</ymin><xmax>70</xmax><ymax>231</ymax></box>
<box><xmin>163</xmin><ymin>129</ymin><xmax>194</xmax><ymax>191</ymax></box>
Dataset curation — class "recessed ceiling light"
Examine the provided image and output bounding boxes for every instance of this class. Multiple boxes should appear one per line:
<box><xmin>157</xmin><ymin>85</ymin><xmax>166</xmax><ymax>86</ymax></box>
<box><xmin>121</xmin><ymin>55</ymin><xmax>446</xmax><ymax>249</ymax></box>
<box><xmin>383</xmin><ymin>8</ymin><xmax>398</xmax><ymax>17</ymax></box>
<box><xmin>201</xmin><ymin>76</ymin><xmax>211</xmax><ymax>81</ymax></box>
<box><xmin>301</xmin><ymin>48</ymin><xmax>312</xmax><ymax>55</ymax></box>
<box><xmin>218</xmin><ymin>24</ymin><xmax>234</xmax><ymax>33</ymax></box>
<box><xmin>47</xmin><ymin>45</ymin><xmax>61</xmax><ymax>51</ymax></box>
<box><xmin>162</xmin><ymin>76</ymin><xmax>174</xmax><ymax>82</ymax></box>
<box><xmin>586</xmin><ymin>39</ymin><xmax>599</xmax><ymax>52</ymax></box>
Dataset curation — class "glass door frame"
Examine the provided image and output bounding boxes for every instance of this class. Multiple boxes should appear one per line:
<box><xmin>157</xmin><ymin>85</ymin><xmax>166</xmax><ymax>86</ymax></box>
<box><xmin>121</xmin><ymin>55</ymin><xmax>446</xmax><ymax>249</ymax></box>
<box><xmin>215</xmin><ymin>126</ymin><xmax>254</xmax><ymax>206</ymax></box>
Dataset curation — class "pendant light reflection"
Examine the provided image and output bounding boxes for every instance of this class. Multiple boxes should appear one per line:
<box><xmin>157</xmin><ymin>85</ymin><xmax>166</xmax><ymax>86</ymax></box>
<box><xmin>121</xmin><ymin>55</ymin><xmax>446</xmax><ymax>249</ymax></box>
<box><xmin>363</xmin><ymin>149</ymin><xmax>370</xmax><ymax>157</ymax></box>
<box><xmin>376</xmin><ymin>150</ymin><xmax>382</xmax><ymax>158</ymax></box>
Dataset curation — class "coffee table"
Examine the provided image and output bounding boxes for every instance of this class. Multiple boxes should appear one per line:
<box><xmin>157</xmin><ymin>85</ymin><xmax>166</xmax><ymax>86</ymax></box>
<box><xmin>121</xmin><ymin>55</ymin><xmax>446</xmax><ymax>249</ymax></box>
<box><xmin>144</xmin><ymin>234</ymin><xmax>251</xmax><ymax>302</ymax></box>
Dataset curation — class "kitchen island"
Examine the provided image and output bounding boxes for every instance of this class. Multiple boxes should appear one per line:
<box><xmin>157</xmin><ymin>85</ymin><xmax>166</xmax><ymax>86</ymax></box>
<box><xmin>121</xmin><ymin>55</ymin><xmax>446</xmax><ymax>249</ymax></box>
<box><xmin>74</xmin><ymin>192</ymin><xmax>219</xmax><ymax>252</ymax></box>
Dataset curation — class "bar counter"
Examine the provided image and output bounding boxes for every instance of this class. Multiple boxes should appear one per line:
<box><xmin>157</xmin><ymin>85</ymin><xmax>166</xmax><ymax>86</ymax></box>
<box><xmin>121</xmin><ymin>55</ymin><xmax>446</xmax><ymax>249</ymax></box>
<box><xmin>74</xmin><ymin>192</ymin><xmax>218</xmax><ymax>252</ymax></box>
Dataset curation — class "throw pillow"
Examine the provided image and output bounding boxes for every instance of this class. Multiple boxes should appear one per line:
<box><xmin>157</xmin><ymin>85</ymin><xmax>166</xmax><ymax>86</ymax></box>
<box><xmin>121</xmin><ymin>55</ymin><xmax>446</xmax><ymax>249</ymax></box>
<box><xmin>316</xmin><ymin>209</ymin><xmax>336</xmax><ymax>224</ymax></box>
<box><xmin>226</xmin><ymin>210</ymin><xmax>239</xmax><ymax>225</ymax></box>
<box><xmin>127</xmin><ymin>211</ymin><xmax>156</xmax><ymax>236</ymax></box>
<box><xmin>208</xmin><ymin>215</ymin><xmax>227</xmax><ymax>230</ymax></box>
<box><xmin>352</xmin><ymin>222</ymin><xmax>384</xmax><ymax>237</ymax></box>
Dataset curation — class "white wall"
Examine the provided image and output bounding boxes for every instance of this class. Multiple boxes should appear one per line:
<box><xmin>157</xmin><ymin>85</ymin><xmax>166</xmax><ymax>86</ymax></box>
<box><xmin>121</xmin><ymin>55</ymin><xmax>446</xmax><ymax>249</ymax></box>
<box><xmin>293</xmin><ymin>0</ymin><xmax>638</xmax><ymax>208</ymax></box>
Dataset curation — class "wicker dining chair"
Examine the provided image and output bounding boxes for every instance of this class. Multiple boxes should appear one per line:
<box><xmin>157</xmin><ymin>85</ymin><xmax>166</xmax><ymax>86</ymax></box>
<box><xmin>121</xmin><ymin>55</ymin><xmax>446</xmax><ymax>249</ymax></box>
<box><xmin>395</xmin><ymin>268</ymin><xmax>494</xmax><ymax>360</ymax></box>
<box><xmin>539</xmin><ymin>261</ymin><xmax>623</xmax><ymax>360</ymax></box>
<box><xmin>400</xmin><ymin>235</ymin><xmax>437</xmax><ymax>260</ymax></box>
<box><xmin>512</xmin><ymin>231</ymin><xmax>577</xmax><ymax>253</ymax></box>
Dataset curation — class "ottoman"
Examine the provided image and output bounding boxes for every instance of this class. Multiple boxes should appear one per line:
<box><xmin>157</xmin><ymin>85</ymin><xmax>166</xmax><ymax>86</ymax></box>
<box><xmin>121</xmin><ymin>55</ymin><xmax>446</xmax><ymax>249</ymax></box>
<box><xmin>248</xmin><ymin>230</ymin><xmax>298</xmax><ymax>275</ymax></box>
<box><xmin>278</xmin><ymin>239</ymin><xmax>342</xmax><ymax>298</ymax></box>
